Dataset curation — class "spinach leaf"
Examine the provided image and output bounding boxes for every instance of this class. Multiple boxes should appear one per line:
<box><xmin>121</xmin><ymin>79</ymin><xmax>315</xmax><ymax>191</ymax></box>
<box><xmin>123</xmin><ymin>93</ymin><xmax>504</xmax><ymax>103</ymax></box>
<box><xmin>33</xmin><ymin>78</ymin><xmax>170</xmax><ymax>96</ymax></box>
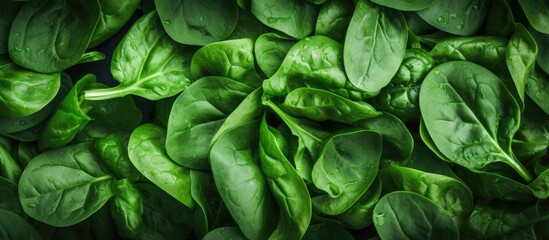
<box><xmin>529</xmin><ymin>26</ymin><xmax>549</xmax><ymax>75</ymax></box>
<box><xmin>202</xmin><ymin>226</ymin><xmax>247</xmax><ymax>240</ymax></box>
<box><xmin>18</xmin><ymin>142</ymin><xmax>115</xmax><ymax>227</ymax></box>
<box><xmin>371</xmin><ymin>0</ymin><xmax>435</xmax><ymax>11</ymax></box>
<box><xmin>210</xmin><ymin>120</ymin><xmax>277</xmax><ymax>240</ymax></box>
<box><xmin>526</xmin><ymin>66</ymin><xmax>549</xmax><ymax>115</ymax></box>
<box><xmin>0</xmin><ymin>1</ymin><xmax>21</xmax><ymax>54</ymax></box>
<box><xmin>518</xmin><ymin>0</ymin><xmax>549</xmax><ymax>34</ymax></box>
<box><xmin>88</xmin><ymin>0</ymin><xmax>141</xmax><ymax>48</ymax></box>
<box><xmin>190</xmin><ymin>170</ymin><xmax>233</xmax><ymax>239</ymax></box>
<box><xmin>344</xmin><ymin>0</ymin><xmax>407</xmax><ymax>96</ymax></box>
<box><xmin>110</xmin><ymin>179</ymin><xmax>143</xmax><ymax>239</ymax></box>
<box><xmin>8</xmin><ymin>0</ymin><xmax>100</xmax><ymax>73</ymax></box>
<box><xmin>314</xmin><ymin>0</ymin><xmax>353</xmax><ymax>42</ymax></box>
<box><xmin>134</xmin><ymin>183</ymin><xmax>193</xmax><ymax>240</ymax></box>
<box><xmin>259</xmin><ymin>115</ymin><xmax>311</xmax><ymax>239</ymax></box>
<box><xmin>506</xmin><ymin>23</ymin><xmax>538</xmax><ymax>103</ymax></box>
<box><xmin>37</xmin><ymin>74</ymin><xmax>96</xmax><ymax>151</ymax></box>
<box><xmin>0</xmin><ymin>143</ymin><xmax>21</xmax><ymax>183</ymax></box>
<box><xmin>190</xmin><ymin>38</ymin><xmax>261</xmax><ymax>88</ymax></box>
<box><xmin>264</xmin><ymin>35</ymin><xmax>365</xmax><ymax>101</ymax></box>
<box><xmin>419</xmin><ymin>61</ymin><xmax>532</xmax><ymax>181</ymax></box>
<box><xmin>0</xmin><ymin>209</ymin><xmax>42</xmax><ymax>240</ymax></box>
<box><xmin>94</xmin><ymin>133</ymin><xmax>143</xmax><ymax>181</ymax></box>
<box><xmin>417</xmin><ymin>0</ymin><xmax>488</xmax><ymax>36</ymax></box>
<box><xmin>226</xmin><ymin>8</ymin><xmax>267</xmax><ymax>40</ymax></box>
<box><xmin>166</xmin><ymin>76</ymin><xmax>253</xmax><ymax>170</ymax></box>
<box><xmin>379</xmin><ymin>166</ymin><xmax>474</xmax><ymax>223</ymax></box>
<box><xmin>312</xmin><ymin>129</ymin><xmax>382</xmax><ymax>215</ymax></box>
<box><xmin>0</xmin><ymin>55</ymin><xmax>60</xmax><ymax>117</ymax></box>
<box><xmin>254</xmin><ymin>33</ymin><xmax>297</xmax><ymax>78</ymax></box>
<box><xmin>373</xmin><ymin>191</ymin><xmax>459</xmax><ymax>240</ymax></box>
<box><xmin>279</xmin><ymin>88</ymin><xmax>380</xmax><ymax>123</ymax></box>
<box><xmin>251</xmin><ymin>0</ymin><xmax>319</xmax><ymax>39</ymax></box>
<box><xmin>155</xmin><ymin>0</ymin><xmax>238</xmax><ymax>46</ymax></box>
<box><xmin>463</xmin><ymin>198</ymin><xmax>540</xmax><ymax>238</ymax></box>
<box><xmin>84</xmin><ymin>12</ymin><xmax>195</xmax><ymax>101</ymax></box>
<box><xmin>512</xmin><ymin>97</ymin><xmax>549</xmax><ymax>164</ymax></box>
<box><xmin>128</xmin><ymin>123</ymin><xmax>194</xmax><ymax>209</ymax></box>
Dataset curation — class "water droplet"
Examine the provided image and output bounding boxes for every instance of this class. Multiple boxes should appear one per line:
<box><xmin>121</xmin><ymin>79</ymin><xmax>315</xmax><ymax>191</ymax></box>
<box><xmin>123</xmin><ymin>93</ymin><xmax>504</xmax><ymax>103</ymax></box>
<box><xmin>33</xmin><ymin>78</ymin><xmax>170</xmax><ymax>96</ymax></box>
<box><xmin>472</xmin><ymin>5</ymin><xmax>479</xmax><ymax>10</ymax></box>
<box><xmin>19</xmin><ymin>120</ymin><xmax>27</xmax><ymax>126</ymax></box>
<box><xmin>199</xmin><ymin>16</ymin><xmax>204</xmax><ymax>23</ymax></box>
<box><xmin>220</xmin><ymin>228</ymin><xmax>225</xmax><ymax>233</ymax></box>
<box><xmin>436</xmin><ymin>16</ymin><xmax>448</xmax><ymax>24</ymax></box>
<box><xmin>267</xmin><ymin>17</ymin><xmax>277</xmax><ymax>23</ymax></box>
<box><xmin>457</xmin><ymin>23</ymin><xmax>464</xmax><ymax>30</ymax></box>
<box><xmin>449</xmin><ymin>13</ymin><xmax>457</xmax><ymax>19</ymax></box>
<box><xmin>375</xmin><ymin>213</ymin><xmax>385</xmax><ymax>225</ymax></box>
<box><xmin>433</xmin><ymin>71</ymin><xmax>440</xmax><ymax>77</ymax></box>
<box><xmin>479</xmin><ymin>90</ymin><xmax>486</xmax><ymax>99</ymax></box>
<box><xmin>162</xmin><ymin>20</ymin><xmax>171</xmax><ymax>26</ymax></box>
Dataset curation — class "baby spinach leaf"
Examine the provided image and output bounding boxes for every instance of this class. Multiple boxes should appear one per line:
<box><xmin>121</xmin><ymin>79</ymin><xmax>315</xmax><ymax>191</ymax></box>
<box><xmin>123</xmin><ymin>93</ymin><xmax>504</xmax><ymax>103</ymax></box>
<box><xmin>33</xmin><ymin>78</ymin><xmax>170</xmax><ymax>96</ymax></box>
<box><xmin>226</xmin><ymin>9</ymin><xmax>268</xmax><ymax>40</ymax></box>
<box><xmin>110</xmin><ymin>179</ymin><xmax>143</xmax><ymax>239</ymax></box>
<box><xmin>166</xmin><ymin>77</ymin><xmax>254</xmax><ymax>170</ymax></box>
<box><xmin>38</xmin><ymin>74</ymin><xmax>96</xmax><ymax>151</ymax></box>
<box><xmin>190</xmin><ymin>38</ymin><xmax>261</xmax><ymax>88</ymax></box>
<box><xmin>254</xmin><ymin>33</ymin><xmax>297</xmax><ymax>78</ymax></box>
<box><xmin>88</xmin><ymin>0</ymin><xmax>141</xmax><ymax>48</ymax></box>
<box><xmin>0</xmin><ymin>209</ymin><xmax>42</xmax><ymax>240</ymax></box>
<box><xmin>128</xmin><ymin>123</ymin><xmax>194</xmax><ymax>209</ymax></box>
<box><xmin>312</xmin><ymin>129</ymin><xmax>382</xmax><ymax>215</ymax></box>
<box><xmin>94</xmin><ymin>133</ymin><xmax>143</xmax><ymax>181</ymax></box>
<box><xmin>379</xmin><ymin>166</ymin><xmax>474</xmax><ymax>223</ymax></box>
<box><xmin>371</xmin><ymin>0</ymin><xmax>435</xmax><ymax>11</ymax></box>
<box><xmin>506</xmin><ymin>24</ymin><xmax>538</xmax><ymax>103</ymax></box>
<box><xmin>314</xmin><ymin>0</ymin><xmax>353</xmax><ymax>43</ymax></box>
<box><xmin>0</xmin><ymin>55</ymin><xmax>60</xmax><ymax>117</ymax></box>
<box><xmin>344</xmin><ymin>0</ymin><xmax>407</xmax><ymax>96</ymax></box>
<box><xmin>210</xmin><ymin>120</ymin><xmax>277</xmax><ymax>240</ymax></box>
<box><xmin>264</xmin><ymin>35</ymin><xmax>365</xmax><ymax>101</ymax></box>
<box><xmin>84</xmin><ymin>12</ymin><xmax>195</xmax><ymax>101</ymax></box>
<box><xmin>417</xmin><ymin>0</ymin><xmax>488</xmax><ymax>36</ymax></box>
<box><xmin>155</xmin><ymin>0</ymin><xmax>239</xmax><ymax>46</ymax></box>
<box><xmin>134</xmin><ymin>183</ymin><xmax>193</xmax><ymax>240</ymax></box>
<box><xmin>18</xmin><ymin>142</ymin><xmax>115</xmax><ymax>227</ymax></box>
<box><xmin>529</xmin><ymin>27</ymin><xmax>549</xmax><ymax>76</ymax></box>
<box><xmin>279</xmin><ymin>88</ymin><xmax>380</xmax><ymax>123</ymax></box>
<box><xmin>463</xmin><ymin>198</ymin><xmax>540</xmax><ymax>238</ymax></box>
<box><xmin>259</xmin><ymin>115</ymin><xmax>311</xmax><ymax>239</ymax></box>
<box><xmin>526</xmin><ymin>67</ymin><xmax>549</xmax><ymax>115</ymax></box>
<box><xmin>512</xmin><ymin>97</ymin><xmax>549</xmax><ymax>163</ymax></box>
<box><xmin>373</xmin><ymin>191</ymin><xmax>459</xmax><ymax>240</ymax></box>
<box><xmin>251</xmin><ymin>0</ymin><xmax>319</xmax><ymax>39</ymax></box>
<box><xmin>166</xmin><ymin>77</ymin><xmax>253</xmax><ymax>169</ymax></box>
<box><xmin>0</xmin><ymin>143</ymin><xmax>21</xmax><ymax>184</ymax></box>
<box><xmin>419</xmin><ymin>61</ymin><xmax>532</xmax><ymax>181</ymax></box>
<box><xmin>518</xmin><ymin>0</ymin><xmax>549</xmax><ymax>34</ymax></box>
<box><xmin>8</xmin><ymin>0</ymin><xmax>100</xmax><ymax>73</ymax></box>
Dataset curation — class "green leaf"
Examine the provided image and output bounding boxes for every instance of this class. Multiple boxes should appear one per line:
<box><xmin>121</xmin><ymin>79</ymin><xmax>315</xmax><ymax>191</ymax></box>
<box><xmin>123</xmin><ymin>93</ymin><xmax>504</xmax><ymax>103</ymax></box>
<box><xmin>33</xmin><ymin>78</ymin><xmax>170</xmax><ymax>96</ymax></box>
<box><xmin>417</xmin><ymin>0</ymin><xmax>488</xmax><ymax>36</ymax></box>
<box><xmin>344</xmin><ymin>0</ymin><xmax>407</xmax><ymax>96</ymax></box>
<box><xmin>155</xmin><ymin>0</ymin><xmax>238</xmax><ymax>46</ymax></box>
<box><xmin>18</xmin><ymin>142</ymin><xmax>115</xmax><ymax>227</ymax></box>
<box><xmin>371</xmin><ymin>0</ymin><xmax>435</xmax><ymax>11</ymax></box>
<box><xmin>419</xmin><ymin>61</ymin><xmax>531</xmax><ymax>181</ymax></box>
<box><xmin>251</xmin><ymin>0</ymin><xmax>319</xmax><ymax>39</ymax></box>
<box><xmin>88</xmin><ymin>0</ymin><xmax>141</xmax><ymax>48</ymax></box>
<box><xmin>254</xmin><ymin>33</ymin><xmax>296</xmax><ymax>78</ymax></box>
<box><xmin>312</xmin><ymin>129</ymin><xmax>382</xmax><ymax>215</ymax></box>
<box><xmin>518</xmin><ymin>0</ymin><xmax>549</xmax><ymax>34</ymax></box>
<box><xmin>314</xmin><ymin>0</ymin><xmax>353</xmax><ymax>42</ymax></box>
<box><xmin>0</xmin><ymin>209</ymin><xmax>42</xmax><ymax>240</ymax></box>
<box><xmin>8</xmin><ymin>0</ymin><xmax>100</xmax><ymax>73</ymax></box>
<box><xmin>373</xmin><ymin>191</ymin><xmax>459</xmax><ymax>240</ymax></box>
<box><xmin>128</xmin><ymin>123</ymin><xmax>195</xmax><ymax>208</ymax></box>
<box><xmin>506</xmin><ymin>24</ymin><xmax>538</xmax><ymax>103</ymax></box>
<box><xmin>84</xmin><ymin>12</ymin><xmax>195</xmax><ymax>100</ymax></box>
